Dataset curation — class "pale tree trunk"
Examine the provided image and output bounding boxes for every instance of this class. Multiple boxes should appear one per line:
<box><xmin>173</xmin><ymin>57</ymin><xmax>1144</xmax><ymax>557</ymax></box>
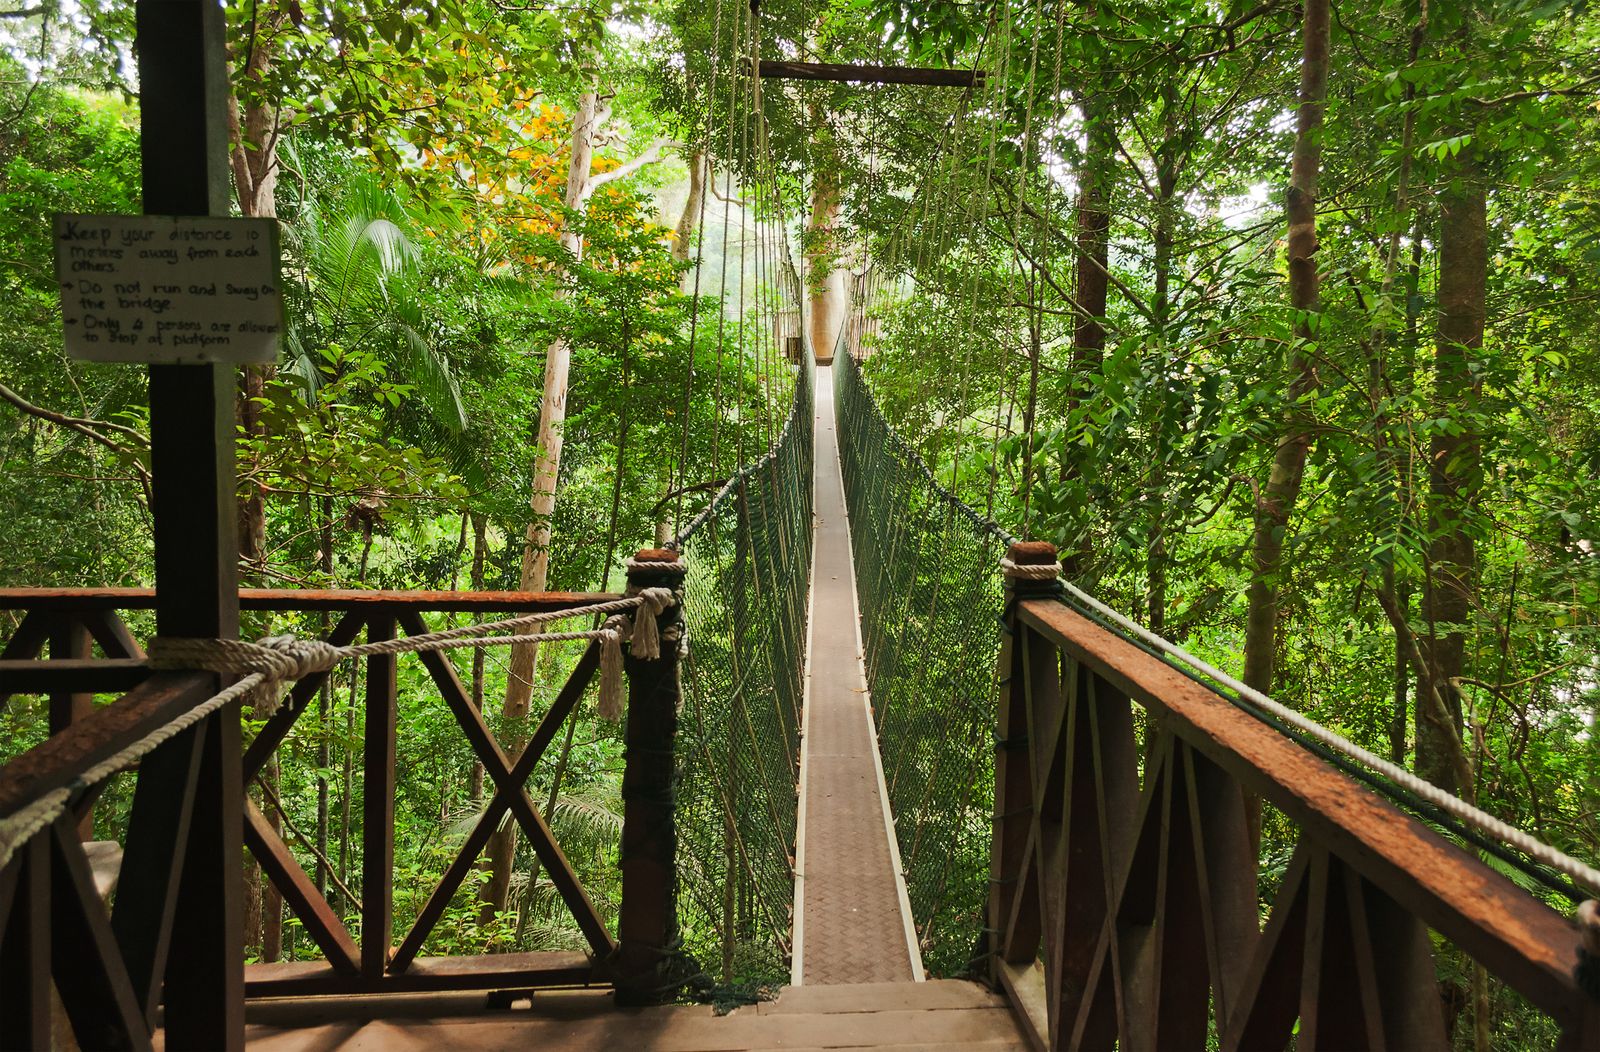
<box><xmin>483</xmin><ymin>90</ymin><xmax>599</xmax><ymax>922</ymax></box>
<box><xmin>484</xmin><ymin>89</ymin><xmax>669</xmax><ymax>921</ymax></box>
<box><xmin>226</xmin><ymin>19</ymin><xmax>286</xmax><ymax>955</ymax></box>
<box><xmin>660</xmin><ymin>149</ymin><xmax>710</xmax><ymax>540</ymax></box>
<box><xmin>806</xmin><ymin>172</ymin><xmax>847</xmax><ymax>362</ymax></box>
<box><xmin>227</xmin><ymin>11</ymin><xmax>283</xmax><ymax>573</ymax></box>
<box><xmin>1241</xmin><ymin>0</ymin><xmax>1329</xmax><ymax>696</ymax></box>
<box><xmin>1419</xmin><ymin>146</ymin><xmax>1485</xmax><ymax>797</ymax></box>
<box><xmin>674</xmin><ymin>150</ymin><xmax>708</xmax><ymax>267</ymax></box>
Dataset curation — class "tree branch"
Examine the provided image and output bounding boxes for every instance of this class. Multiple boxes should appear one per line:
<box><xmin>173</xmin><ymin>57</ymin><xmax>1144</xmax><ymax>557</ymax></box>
<box><xmin>0</xmin><ymin>380</ymin><xmax>149</xmax><ymax>450</ymax></box>
<box><xmin>585</xmin><ymin>137</ymin><xmax>676</xmax><ymax>195</ymax></box>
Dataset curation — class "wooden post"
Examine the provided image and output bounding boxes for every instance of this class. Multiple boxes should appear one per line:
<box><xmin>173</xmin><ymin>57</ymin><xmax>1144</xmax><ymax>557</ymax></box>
<box><xmin>135</xmin><ymin>1</ymin><xmax>243</xmax><ymax>1047</ymax></box>
<box><xmin>988</xmin><ymin>542</ymin><xmax>1057</xmax><ymax>987</ymax></box>
<box><xmin>48</xmin><ymin>619</ymin><xmax>94</xmax><ymax>838</ymax></box>
<box><xmin>361</xmin><ymin>616</ymin><xmax>398</xmax><ymax>977</ymax></box>
<box><xmin>613</xmin><ymin>549</ymin><xmax>688</xmax><ymax>1006</ymax></box>
<box><xmin>0</xmin><ymin>841</ymin><xmax>52</xmax><ymax>1051</ymax></box>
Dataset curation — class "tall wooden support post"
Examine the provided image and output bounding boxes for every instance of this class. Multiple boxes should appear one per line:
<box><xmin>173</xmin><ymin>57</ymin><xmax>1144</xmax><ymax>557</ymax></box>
<box><xmin>48</xmin><ymin>620</ymin><xmax>94</xmax><ymax>838</ymax></box>
<box><xmin>362</xmin><ymin>616</ymin><xmax>398</xmax><ymax>977</ymax></box>
<box><xmin>613</xmin><ymin>549</ymin><xmax>688</xmax><ymax>1006</ymax></box>
<box><xmin>987</xmin><ymin>543</ymin><xmax>1058</xmax><ymax>1009</ymax></box>
<box><xmin>0</xmin><ymin>841</ymin><xmax>52</xmax><ymax>1051</ymax></box>
<box><xmin>136</xmin><ymin>2</ymin><xmax>243</xmax><ymax>1047</ymax></box>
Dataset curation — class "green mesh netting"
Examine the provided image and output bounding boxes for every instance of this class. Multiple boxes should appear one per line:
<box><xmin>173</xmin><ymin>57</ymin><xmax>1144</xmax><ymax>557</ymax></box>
<box><xmin>834</xmin><ymin>350</ymin><xmax>1009</xmax><ymax>977</ymax></box>
<box><xmin>671</xmin><ymin>360</ymin><xmax>814</xmax><ymax>987</ymax></box>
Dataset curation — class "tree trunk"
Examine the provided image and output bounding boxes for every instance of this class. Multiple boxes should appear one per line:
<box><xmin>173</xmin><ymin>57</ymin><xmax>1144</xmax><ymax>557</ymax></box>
<box><xmin>487</xmin><ymin>89</ymin><xmax>603</xmax><ymax>920</ymax></box>
<box><xmin>1147</xmin><ymin>97</ymin><xmax>1180</xmax><ymax>636</ymax></box>
<box><xmin>226</xmin><ymin>14</ymin><xmax>282</xmax><ymax>572</ymax></box>
<box><xmin>316</xmin><ymin>497</ymin><xmax>333</xmax><ymax>896</ymax></box>
<box><xmin>806</xmin><ymin>170</ymin><xmax>847</xmax><ymax>362</ymax></box>
<box><xmin>469</xmin><ymin>512</ymin><xmax>488</xmax><ymax>805</ymax></box>
<box><xmin>1241</xmin><ymin>0</ymin><xmax>1330</xmax><ymax>696</ymax></box>
<box><xmin>261</xmin><ymin>754</ymin><xmax>284</xmax><ymax>961</ymax></box>
<box><xmin>674</xmin><ymin>150</ymin><xmax>708</xmax><ymax>267</ymax></box>
<box><xmin>1418</xmin><ymin>146</ymin><xmax>1486</xmax><ymax>795</ymax></box>
<box><xmin>1060</xmin><ymin>96</ymin><xmax>1112</xmax><ymax>577</ymax></box>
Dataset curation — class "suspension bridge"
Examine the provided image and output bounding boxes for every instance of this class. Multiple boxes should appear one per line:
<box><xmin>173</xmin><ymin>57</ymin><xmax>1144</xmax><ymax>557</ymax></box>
<box><xmin>5</xmin><ymin>3</ymin><xmax>1600</xmax><ymax>1050</ymax></box>
<box><xmin>5</xmin><ymin>342</ymin><xmax>1600</xmax><ymax>1050</ymax></box>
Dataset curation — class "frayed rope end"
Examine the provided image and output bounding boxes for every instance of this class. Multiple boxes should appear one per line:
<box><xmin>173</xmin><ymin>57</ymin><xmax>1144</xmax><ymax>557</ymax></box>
<box><xmin>598</xmin><ymin>616</ymin><xmax>628</xmax><ymax>722</ymax></box>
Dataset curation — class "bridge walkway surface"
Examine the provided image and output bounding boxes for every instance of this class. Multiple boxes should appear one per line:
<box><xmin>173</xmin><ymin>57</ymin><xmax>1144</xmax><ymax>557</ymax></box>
<box><xmin>791</xmin><ymin>363</ymin><xmax>922</xmax><ymax>986</ymax></box>
<box><xmin>226</xmin><ymin>363</ymin><xmax>1033</xmax><ymax>1049</ymax></box>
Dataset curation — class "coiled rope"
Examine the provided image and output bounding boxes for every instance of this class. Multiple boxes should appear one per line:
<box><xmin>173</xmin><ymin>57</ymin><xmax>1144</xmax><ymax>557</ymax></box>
<box><xmin>0</xmin><ymin>582</ymin><xmax>679</xmax><ymax>873</ymax></box>
<box><xmin>1000</xmin><ymin>556</ymin><xmax>1600</xmax><ymax>896</ymax></box>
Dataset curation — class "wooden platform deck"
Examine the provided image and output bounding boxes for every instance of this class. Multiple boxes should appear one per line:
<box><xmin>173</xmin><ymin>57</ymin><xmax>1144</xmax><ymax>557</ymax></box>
<box><xmin>222</xmin><ymin>980</ymin><xmax>1031</xmax><ymax>1051</ymax></box>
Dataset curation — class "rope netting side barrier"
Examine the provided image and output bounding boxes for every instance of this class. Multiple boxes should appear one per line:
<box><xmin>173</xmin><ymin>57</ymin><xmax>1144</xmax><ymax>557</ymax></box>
<box><xmin>834</xmin><ymin>350</ymin><xmax>1011</xmax><ymax>977</ymax></box>
<box><xmin>837</xmin><ymin>350</ymin><xmax>1600</xmax><ymax>930</ymax></box>
<box><xmin>669</xmin><ymin>358</ymin><xmax>814</xmax><ymax>987</ymax></box>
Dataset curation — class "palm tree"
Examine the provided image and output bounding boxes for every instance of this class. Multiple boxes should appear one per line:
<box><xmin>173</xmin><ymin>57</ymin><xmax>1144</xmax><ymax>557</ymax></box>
<box><xmin>282</xmin><ymin>172</ymin><xmax>468</xmax><ymax>432</ymax></box>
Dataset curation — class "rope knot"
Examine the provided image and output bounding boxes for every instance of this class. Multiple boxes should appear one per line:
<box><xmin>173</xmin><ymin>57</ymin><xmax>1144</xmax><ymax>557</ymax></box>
<box><xmin>626</xmin><ymin>586</ymin><xmax>677</xmax><ymax>661</ymax></box>
<box><xmin>999</xmin><ymin>556</ymin><xmax>1060</xmax><ymax>581</ymax></box>
<box><xmin>148</xmin><ymin>635</ymin><xmax>343</xmax><ymax>713</ymax></box>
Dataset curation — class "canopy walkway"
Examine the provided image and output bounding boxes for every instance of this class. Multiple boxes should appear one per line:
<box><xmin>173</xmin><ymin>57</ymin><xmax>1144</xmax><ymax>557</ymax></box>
<box><xmin>5</xmin><ymin>341</ymin><xmax>1600</xmax><ymax>1050</ymax></box>
<box><xmin>4</xmin><ymin>5</ymin><xmax>1600</xmax><ymax>1049</ymax></box>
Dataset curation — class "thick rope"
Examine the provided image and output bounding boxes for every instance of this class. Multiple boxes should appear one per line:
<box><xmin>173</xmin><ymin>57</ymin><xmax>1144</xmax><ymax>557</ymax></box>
<box><xmin>0</xmin><ymin>588</ymin><xmax>679</xmax><ymax>871</ymax></box>
<box><xmin>1001</xmin><ymin>557</ymin><xmax>1600</xmax><ymax>896</ymax></box>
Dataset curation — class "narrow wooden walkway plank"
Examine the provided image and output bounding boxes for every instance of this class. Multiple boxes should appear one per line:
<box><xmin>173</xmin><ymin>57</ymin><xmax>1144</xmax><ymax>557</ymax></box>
<box><xmin>794</xmin><ymin>366</ymin><xmax>921</xmax><ymax>986</ymax></box>
<box><xmin>232</xmin><ymin>999</ymin><xmax>1025</xmax><ymax>1051</ymax></box>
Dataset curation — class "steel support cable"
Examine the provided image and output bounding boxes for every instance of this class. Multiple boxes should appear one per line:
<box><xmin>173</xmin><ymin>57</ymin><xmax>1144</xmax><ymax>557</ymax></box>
<box><xmin>652</xmin><ymin>0</ymin><xmax>820</xmax><ymax>986</ymax></box>
<box><xmin>672</xmin><ymin>0</ymin><xmax>732</xmax><ymax>535</ymax></box>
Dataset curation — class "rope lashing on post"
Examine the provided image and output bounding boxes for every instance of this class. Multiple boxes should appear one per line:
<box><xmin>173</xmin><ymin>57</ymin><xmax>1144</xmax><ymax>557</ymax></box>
<box><xmin>1000</xmin><ymin>554</ymin><xmax>1600</xmax><ymax>898</ymax></box>
<box><xmin>147</xmin><ymin>587</ymin><xmax>677</xmax><ymax>719</ymax></box>
<box><xmin>0</xmin><ymin>588</ymin><xmax>678</xmax><ymax>874</ymax></box>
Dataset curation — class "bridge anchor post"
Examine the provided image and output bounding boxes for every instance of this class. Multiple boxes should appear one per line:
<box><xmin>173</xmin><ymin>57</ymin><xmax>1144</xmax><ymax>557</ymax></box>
<box><xmin>611</xmin><ymin>549</ymin><xmax>692</xmax><ymax>1006</ymax></box>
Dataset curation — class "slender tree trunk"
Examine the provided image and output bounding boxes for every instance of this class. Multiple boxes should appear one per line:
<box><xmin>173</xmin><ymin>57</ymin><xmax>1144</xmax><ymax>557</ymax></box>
<box><xmin>488</xmin><ymin>89</ymin><xmax>603</xmax><ymax>920</ymax></box>
<box><xmin>339</xmin><ymin>528</ymin><xmax>373</xmax><ymax>891</ymax></box>
<box><xmin>226</xmin><ymin>16</ymin><xmax>282</xmax><ymax>571</ymax></box>
<box><xmin>1061</xmin><ymin>96</ymin><xmax>1112</xmax><ymax>577</ymax></box>
<box><xmin>261</xmin><ymin>753</ymin><xmax>283</xmax><ymax>961</ymax></box>
<box><xmin>469</xmin><ymin>512</ymin><xmax>488</xmax><ymax>805</ymax></box>
<box><xmin>1147</xmin><ymin>101</ymin><xmax>1180</xmax><ymax>636</ymax></box>
<box><xmin>806</xmin><ymin>170</ymin><xmax>847</xmax><ymax>361</ymax></box>
<box><xmin>674</xmin><ymin>150</ymin><xmax>708</xmax><ymax>267</ymax></box>
<box><xmin>1242</xmin><ymin>0</ymin><xmax>1330</xmax><ymax>696</ymax></box>
<box><xmin>316</xmin><ymin>497</ymin><xmax>333</xmax><ymax>896</ymax></box>
<box><xmin>1418</xmin><ymin>146</ymin><xmax>1486</xmax><ymax>795</ymax></box>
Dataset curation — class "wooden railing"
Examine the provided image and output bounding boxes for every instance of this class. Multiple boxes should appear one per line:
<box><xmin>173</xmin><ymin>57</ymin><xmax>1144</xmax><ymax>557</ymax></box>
<box><xmin>988</xmin><ymin>541</ymin><xmax>1600</xmax><ymax>1051</ymax></box>
<box><xmin>0</xmin><ymin>551</ymin><xmax>686</xmax><ymax>1048</ymax></box>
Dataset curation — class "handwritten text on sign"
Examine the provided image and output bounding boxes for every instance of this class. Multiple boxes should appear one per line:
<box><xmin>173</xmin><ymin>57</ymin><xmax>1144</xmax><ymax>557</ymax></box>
<box><xmin>54</xmin><ymin>214</ymin><xmax>283</xmax><ymax>364</ymax></box>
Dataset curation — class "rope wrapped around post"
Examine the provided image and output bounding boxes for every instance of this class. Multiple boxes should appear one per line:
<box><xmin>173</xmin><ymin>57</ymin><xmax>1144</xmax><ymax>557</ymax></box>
<box><xmin>613</xmin><ymin>548</ymin><xmax>696</xmax><ymax>1006</ymax></box>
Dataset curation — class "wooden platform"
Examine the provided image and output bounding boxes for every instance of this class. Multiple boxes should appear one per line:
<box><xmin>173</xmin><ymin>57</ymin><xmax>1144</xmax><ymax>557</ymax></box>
<box><xmin>222</xmin><ymin>980</ymin><xmax>1031</xmax><ymax>1050</ymax></box>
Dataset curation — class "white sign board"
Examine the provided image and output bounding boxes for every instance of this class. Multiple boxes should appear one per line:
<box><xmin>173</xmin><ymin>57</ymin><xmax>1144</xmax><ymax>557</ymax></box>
<box><xmin>54</xmin><ymin>214</ymin><xmax>283</xmax><ymax>364</ymax></box>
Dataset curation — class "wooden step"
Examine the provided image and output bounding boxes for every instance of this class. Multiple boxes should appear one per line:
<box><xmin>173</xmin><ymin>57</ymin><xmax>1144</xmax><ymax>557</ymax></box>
<box><xmin>229</xmin><ymin>980</ymin><xmax>1031</xmax><ymax>1051</ymax></box>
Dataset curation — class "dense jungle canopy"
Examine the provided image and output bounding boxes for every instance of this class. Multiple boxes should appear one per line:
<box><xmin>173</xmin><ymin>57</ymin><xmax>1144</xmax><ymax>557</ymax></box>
<box><xmin>2</xmin><ymin>0</ymin><xmax>1598</xmax><ymax>1045</ymax></box>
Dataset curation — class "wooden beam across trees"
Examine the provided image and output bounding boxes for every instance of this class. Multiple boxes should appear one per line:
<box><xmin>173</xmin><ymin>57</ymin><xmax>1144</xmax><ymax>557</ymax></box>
<box><xmin>756</xmin><ymin>60</ymin><xmax>982</xmax><ymax>88</ymax></box>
